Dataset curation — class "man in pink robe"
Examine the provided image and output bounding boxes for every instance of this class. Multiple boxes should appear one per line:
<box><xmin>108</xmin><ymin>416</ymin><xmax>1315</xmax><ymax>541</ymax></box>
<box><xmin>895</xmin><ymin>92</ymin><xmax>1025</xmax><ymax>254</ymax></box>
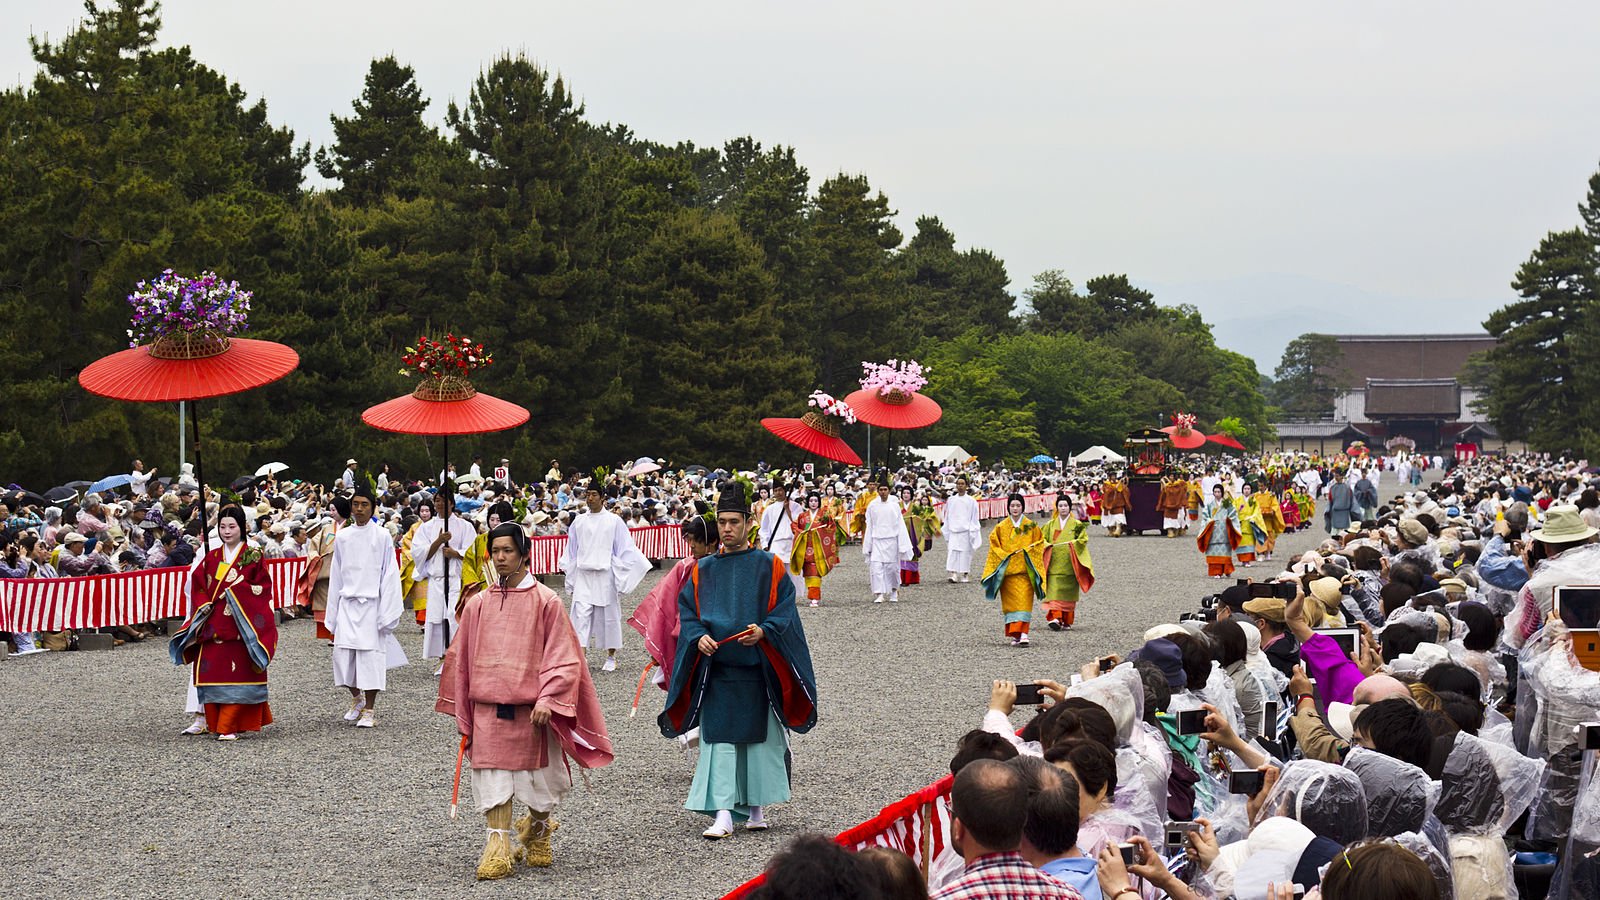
<box><xmin>437</xmin><ymin>524</ymin><xmax>613</xmax><ymax>880</ymax></box>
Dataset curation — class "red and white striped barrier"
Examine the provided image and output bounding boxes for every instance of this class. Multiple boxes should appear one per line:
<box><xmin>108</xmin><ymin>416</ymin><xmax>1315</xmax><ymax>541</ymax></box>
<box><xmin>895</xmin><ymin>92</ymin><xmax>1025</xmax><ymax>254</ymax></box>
<box><xmin>929</xmin><ymin>492</ymin><xmax>1059</xmax><ymax>521</ymax></box>
<box><xmin>721</xmin><ymin>774</ymin><xmax>955</xmax><ymax>899</ymax></box>
<box><xmin>974</xmin><ymin>492</ymin><xmax>1058</xmax><ymax>519</ymax></box>
<box><xmin>0</xmin><ymin>557</ymin><xmax>307</xmax><ymax>634</ymax></box>
<box><xmin>1</xmin><ymin>527</ymin><xmax>687</xmax><ymax>632</ymax></box>
<box><xmin>522</xmin><ymin>524</ymin><xmax>687</xmax><ymax>573</ymax></box>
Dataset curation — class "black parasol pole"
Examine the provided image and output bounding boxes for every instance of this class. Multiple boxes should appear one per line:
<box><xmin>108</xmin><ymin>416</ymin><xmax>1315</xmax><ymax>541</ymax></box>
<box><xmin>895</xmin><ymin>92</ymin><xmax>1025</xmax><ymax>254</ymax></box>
<box><xmin>190</xmin><ymin>399</ymin><xmax>210</xmax><ymax>563</ymax></box>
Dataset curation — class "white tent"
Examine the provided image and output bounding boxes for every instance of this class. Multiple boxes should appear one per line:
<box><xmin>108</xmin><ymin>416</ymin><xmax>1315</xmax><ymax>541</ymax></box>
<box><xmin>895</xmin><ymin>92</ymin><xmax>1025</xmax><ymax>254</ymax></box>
<box><xmin>1070</xmin><ymin>445</ymin><xmax>1126</xmax><ymax>464</ymax></box>
<box><xmin>905</xmin><ymin>445</ymin><xmax>972</xmax><ymax>466</ymax></box>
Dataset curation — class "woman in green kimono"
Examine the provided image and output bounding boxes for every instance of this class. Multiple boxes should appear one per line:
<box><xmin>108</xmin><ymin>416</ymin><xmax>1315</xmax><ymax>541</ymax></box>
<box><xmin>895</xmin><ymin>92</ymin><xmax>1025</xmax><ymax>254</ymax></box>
<box><xmin>1042</xmin><ymin>494</ymin><xmax>1095</xmax><ymax>630</ymax></box>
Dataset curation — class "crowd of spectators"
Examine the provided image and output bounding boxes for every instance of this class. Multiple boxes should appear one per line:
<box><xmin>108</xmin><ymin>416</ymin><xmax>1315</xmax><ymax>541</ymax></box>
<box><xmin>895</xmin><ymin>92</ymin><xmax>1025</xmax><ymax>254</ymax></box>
<box><xmin>741</xmin><ymin>451</ymin><xmax>1600</xmax><ymax>900</ymax></box>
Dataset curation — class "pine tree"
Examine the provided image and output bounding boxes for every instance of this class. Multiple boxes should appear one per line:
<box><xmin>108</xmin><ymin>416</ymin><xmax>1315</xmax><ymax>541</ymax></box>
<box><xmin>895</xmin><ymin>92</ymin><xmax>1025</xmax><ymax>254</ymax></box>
<box><xmin>898</xmin><ymin>216</ymin><xmax>1015</xmax><ymax>342</ymax></box>
<box><xmin>1482</xmin><ymin>229</ymin><xmax>1598</xmax><ymax>450</ymax></box>
<box><xmin>444</xmin><ymin>54</ymin><xmax>624</xmax><ymax>464</ymax></box>
<box><xmin>314</xmin><ymin>56</ymin><xmax>441</xmax><ymax>203</ymax></box>
<box><xmin>804</xmin><ymin>174</ymin><xmax>907</xmax><ymax>392</ymax></box>
<box><xmin>0</xmin><ymin>0</ymin><xmax>306</xmax><ymax>483</ymax></box>
<box><xmin>1022</xmin><ymin>270</ymin><xmax>1082</xmax><ymax>333</ymax></box>
<box><xmin>621</xmin><ymin>208</ymin><xmax>808</xmax><ymax>464</ymax></box>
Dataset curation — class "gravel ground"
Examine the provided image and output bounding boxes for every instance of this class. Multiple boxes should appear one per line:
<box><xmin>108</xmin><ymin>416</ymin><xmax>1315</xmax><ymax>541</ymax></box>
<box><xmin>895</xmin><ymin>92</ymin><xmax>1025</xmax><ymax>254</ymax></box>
<box><xmin>0</xmin><ymin>517</ymin><xmax>1329</xmax><ymax>899</ymax></box>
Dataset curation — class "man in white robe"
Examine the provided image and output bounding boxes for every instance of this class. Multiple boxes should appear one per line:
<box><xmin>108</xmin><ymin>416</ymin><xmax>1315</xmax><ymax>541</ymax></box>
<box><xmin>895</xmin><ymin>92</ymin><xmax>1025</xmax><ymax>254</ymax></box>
<box><xmin>862</xmin><ymin>478</ymin><xmax>913</xmax><ymax>603</ymax></box>
<box><xmin>559</xmin><ymin>482</ymin><xmax>649</xmax><ymax>671</ymax></box>
<box><xmin>413</xmin><ymin>491</ymin><xmax>476</xmax><ymax>669</ymax></box>
<box><xmin>326</xmin><ymin>483</ymin><xmax>406</xmax><ymax>727</ymax></box>
<box><xmin>941</xmin><ymin>476</ymin><xmax>983</xmax><ymax>583</ymax></box>
<box><xmin>758</xmin><ymin>480</ymin><xmax>804</xmax><ymax>597</ymax></box>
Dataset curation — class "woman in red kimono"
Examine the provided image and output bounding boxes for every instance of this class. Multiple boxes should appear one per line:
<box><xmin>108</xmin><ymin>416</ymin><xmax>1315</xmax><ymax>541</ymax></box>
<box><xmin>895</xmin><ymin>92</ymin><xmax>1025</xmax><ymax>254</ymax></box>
<box><xmin>790</xmin><ymin>492</ymin><xmax>841</xmax><ymax>608</ymax></box>
<box><xmin>1280</xmin><ymin>487</ymin><xmax>1302</xmax><ymax>531</ymax></box>
<box><xmin>171</xmin><ymin>505</ymin><xmax>279</xmax><ymax>741</ymax></box>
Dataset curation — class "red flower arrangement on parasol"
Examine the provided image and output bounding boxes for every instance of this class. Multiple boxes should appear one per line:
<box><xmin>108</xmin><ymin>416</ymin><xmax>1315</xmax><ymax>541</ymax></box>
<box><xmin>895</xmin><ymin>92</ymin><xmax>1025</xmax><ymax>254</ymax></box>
<box><xmin>761</xmin><ymin>391</ymin><xmax>862</xmax><ymax>466</ymax></box>
<box><xmin>362</xmin><ymin>336</ymin><xmax>528</xmax><ymax>654</ymax></box>
<box><xmin>1161</xmin><ymin>411</ymin><xmax>1208</xmax><ymax>450</ymax></box>
<box><xmin>362</xmin><ymin>334</ymin><xmax>527</xmax><ymax>436</ymax></box>
<box><xmin>842</xmin><ymin>359</ymin><xmax>942</xmax><ymax>429</ymax></box>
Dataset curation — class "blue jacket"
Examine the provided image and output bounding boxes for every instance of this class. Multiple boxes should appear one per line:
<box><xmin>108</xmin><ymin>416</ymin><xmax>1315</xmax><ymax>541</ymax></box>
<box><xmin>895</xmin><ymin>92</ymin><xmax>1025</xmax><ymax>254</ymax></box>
<box><xmin>1479</xmin><ymin>535</ymin><xmax>1529</xmax><ymax>591</ymax></box>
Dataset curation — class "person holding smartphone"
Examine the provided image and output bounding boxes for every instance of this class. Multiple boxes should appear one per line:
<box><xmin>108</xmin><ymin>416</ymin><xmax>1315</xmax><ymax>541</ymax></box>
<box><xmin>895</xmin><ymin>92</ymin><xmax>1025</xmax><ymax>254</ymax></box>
<box><xmin>1282</xmin><ymin>579</ymin><xmax>1364</xmax><ymax>710</ymax></box>
<box><xmin>1096</xmin><ymin>835</ymin><xmax>1200</xmax><ymax>900</ymax></box>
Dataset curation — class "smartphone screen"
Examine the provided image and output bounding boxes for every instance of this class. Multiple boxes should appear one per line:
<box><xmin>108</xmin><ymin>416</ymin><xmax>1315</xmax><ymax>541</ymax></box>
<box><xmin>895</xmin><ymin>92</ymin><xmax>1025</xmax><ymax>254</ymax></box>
<box><xmin>1554</xmin><ymin>585</ymin><xmax>1600</xmax><ymax>631</ymax></box>
<box><xmin>1176</xmin><ymin>708</ymin><xmax>1206</xmax><ymax>736</ymax></box>
<box><xmin>1312</xmin><ymin>627</ymin><xmax>1359</xmax><ymax>659</ymax></box>
<box><xmin>1014</xmin><ymin>683</ymin><xmax>1045</xmax><ymax>706</ymax></box>
<box><xmin>1248</xmin><ymin>582</ymin><xmax>1277</xmax><ymax>599</ymax></box>
<box><xmin>1229</xmin><ymin>770</ymin><xmax>1266</xmax><ymax>795</ymax></box>
<box><xmin>1262</xmin><ymin>700</ymin><xmax>1279</xmax><ymax>741</ymax></box>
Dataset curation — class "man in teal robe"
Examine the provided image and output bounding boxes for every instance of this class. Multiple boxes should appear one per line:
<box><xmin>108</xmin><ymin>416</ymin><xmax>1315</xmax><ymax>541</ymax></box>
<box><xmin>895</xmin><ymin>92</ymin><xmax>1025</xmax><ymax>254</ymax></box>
<box><xmin>659</xmin><ymin>481</ymin><xmax>818</xmax><ymax>839</ymax></box>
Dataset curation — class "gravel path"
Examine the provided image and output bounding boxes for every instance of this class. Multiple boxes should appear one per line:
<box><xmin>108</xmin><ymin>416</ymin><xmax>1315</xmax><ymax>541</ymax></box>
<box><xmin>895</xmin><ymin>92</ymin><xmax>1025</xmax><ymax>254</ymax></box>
<box><xmin>0</xmin><ymin>517</ymin><xmax>1329</xmax><ymax>898</ymax></box>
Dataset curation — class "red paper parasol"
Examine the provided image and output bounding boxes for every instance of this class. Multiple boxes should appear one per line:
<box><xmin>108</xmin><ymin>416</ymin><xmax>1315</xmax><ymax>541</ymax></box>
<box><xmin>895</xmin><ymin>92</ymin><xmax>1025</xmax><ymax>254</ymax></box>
<box><xmin>762</xmin><ymin>414</ymin><xmax>862</xmax><ymax>466</ymax></box>
<box><xmin>842</xmin><ymin>389</ymin><xmax>942</xmax><ymax>430</ymax></box>
<box><xmin>361</xmin><ymin>383</ymin><xmax>529</xmax><ymax>436</ymax></box>
<box><xmin>80</xmin><ymin>326</ymin><xmax>300</xmax><ymax>575</ymax></box>
<box><xmin>80</xmin><ymin>336</ymin><xmax>299</xmax><ymax>402</ymax></box>
<box><xmin>363</xmin><ymin>373</ymin><xmax>528</xmax><ymax>654</ymax></box>
<box><xmin>1207</xmin><ymin>433</ymin><xmax>1246</xmax><ymax>451</ymax></box>
<box><xmin>1160</xmin><ymin>425</ymin><xmax>1208</xmax><ymax>450</ymax></box>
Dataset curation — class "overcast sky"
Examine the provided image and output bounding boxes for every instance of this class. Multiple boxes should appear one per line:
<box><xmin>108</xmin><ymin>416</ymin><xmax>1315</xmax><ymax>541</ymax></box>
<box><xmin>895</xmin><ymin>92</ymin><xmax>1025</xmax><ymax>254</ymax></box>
<box><xmin>7</xmin><ymin>1</ymin><xmax>1600</xmax><ymax>371</ymax></box>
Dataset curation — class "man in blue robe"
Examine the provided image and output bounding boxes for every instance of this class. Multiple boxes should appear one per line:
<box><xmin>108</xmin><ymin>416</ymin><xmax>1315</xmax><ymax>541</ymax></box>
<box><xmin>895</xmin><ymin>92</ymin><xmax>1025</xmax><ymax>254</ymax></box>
<box><xmin>659</xmin><ymin>481</ymin><xmax>818</xmax><ymax>839</ymax></box>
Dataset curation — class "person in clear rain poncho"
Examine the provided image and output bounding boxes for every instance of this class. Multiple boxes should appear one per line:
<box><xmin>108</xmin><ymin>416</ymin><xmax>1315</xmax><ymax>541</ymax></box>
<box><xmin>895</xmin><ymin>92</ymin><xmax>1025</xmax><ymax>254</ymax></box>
<box><xmin>1434</xmin><ymin>730</ymin><xmax>1546</xmax><ymax>900</ymax></box>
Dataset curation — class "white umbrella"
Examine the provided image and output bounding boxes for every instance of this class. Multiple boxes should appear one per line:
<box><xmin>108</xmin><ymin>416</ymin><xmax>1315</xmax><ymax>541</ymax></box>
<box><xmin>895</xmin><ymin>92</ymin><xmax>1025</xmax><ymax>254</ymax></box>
<box><xmin>627</xmin><ymin>456</ymin><xmax>662</xmax><ymax>477</ymax></box>
<box><xmin>455</xmin><ymin>472</ymin><xmax>485</xmax><ymax>485</ymax></box>
<box><xmin>255</xmin><ymin>461</ymin><xmax>290</xmax><ymax>477</ymax></box>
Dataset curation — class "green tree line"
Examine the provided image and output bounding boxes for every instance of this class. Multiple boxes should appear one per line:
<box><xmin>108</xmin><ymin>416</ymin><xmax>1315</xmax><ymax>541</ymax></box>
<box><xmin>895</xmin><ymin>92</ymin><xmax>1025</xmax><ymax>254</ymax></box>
<box><xmin>0</xmin><ymin>1</ymin><xmax>1273</xmax><ymax>486</ymax></box>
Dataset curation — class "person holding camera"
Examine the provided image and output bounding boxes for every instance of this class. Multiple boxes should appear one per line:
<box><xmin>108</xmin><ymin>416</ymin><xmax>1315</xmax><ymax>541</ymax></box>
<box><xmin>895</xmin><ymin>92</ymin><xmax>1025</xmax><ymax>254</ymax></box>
<box><xmin>1</xmin><ymin>536</ymin><xmax>41</xmax><ymax>654</ymax></box>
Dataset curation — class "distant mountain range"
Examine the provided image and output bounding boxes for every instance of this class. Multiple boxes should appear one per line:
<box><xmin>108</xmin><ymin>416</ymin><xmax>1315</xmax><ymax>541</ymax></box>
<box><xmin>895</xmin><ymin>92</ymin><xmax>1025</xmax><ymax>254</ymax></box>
<box><xmin>1141</xmin><ymin>272</ymin><xmax>1505</xmax><ymax>376</ymax></box>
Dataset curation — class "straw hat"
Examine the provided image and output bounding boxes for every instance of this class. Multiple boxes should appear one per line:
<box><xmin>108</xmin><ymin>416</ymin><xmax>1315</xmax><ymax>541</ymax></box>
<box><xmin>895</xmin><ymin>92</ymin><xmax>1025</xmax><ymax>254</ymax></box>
<box><xmin>1529</xmin><ymin>505</ymin><xmax>1599</xmax><ymax>543</ymax></box>
<box><xmin>1397</xmin><ymin>518</ymin><xmax>1429</xmax><ymax>545</ymax></box>
<box><xmin>1306</xmin><ymin>576</ymin><xmax>1339</xmax><ymax>604</ymax></box>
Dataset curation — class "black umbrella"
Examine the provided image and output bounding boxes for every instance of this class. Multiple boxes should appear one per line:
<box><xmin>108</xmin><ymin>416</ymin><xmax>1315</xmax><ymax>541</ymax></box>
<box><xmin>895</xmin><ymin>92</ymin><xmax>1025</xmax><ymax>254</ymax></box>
<box><xmin>5</xmin><ymin>489</ymin><xmax>49</xmax><ymax>508</ymax></box>
<box><xmin>44</xmin><ymin>486</ymin><xmax>78</xmax><ymax>502</ymax></box>
<box><xmin>230</xmin><ymin>474</ymin><xmax>263</xmax><ymax>491</ymax></box>
<box><xmin>62</xmin><ymin>480</ymin><xmax>93</xmax><ymax>490</ymax></box>
<box><xmin>685</xmin><ymin>465</ymin><xmax>709</xmax><ymax>475</ymax></box>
